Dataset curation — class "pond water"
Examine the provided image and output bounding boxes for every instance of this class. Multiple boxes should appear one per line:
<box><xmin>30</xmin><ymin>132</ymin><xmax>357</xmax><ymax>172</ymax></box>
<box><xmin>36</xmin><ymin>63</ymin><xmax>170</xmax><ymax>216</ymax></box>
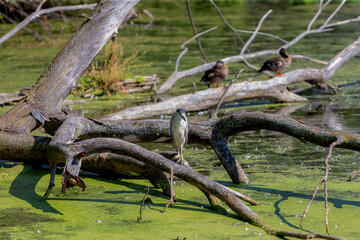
<box><xmin>0</xmin><ymin>1</ymin><xmax>360</xmax><ymax>239</ymax></box>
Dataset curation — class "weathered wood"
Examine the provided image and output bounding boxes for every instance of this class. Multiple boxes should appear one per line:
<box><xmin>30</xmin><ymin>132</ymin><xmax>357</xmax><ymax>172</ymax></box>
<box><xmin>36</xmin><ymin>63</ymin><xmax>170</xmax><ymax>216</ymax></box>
<box><xmin>0</xmin><ymin>87</ymin><xmax>29</xmax><ymax>105</ymax></box>
<box><xmin>0</xmin><ymin>0</ymin><xmax>139</xmax><ymax>133</ymax></box>
<box><xmin>99</xmin><ymin>37</ymin><xmax>360</xmax><ymax>121</ymax></box>
<box><xmin>156</xmin><ymin>1</ymin><xmax>359</xmax><ymax>95</ymax></box>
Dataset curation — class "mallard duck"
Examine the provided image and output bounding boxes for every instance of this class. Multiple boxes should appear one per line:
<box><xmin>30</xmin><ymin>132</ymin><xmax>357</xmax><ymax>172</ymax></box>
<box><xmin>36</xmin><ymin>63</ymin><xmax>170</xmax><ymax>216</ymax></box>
<box><xmin>200</xmin><ymin>60</ymin><xmax>229</xmax><ymax>88</ymax></box>
<box><xmin>258</xmin><ymin>48</ymin><xmax>291</xmax><ymax>77</ymax></box>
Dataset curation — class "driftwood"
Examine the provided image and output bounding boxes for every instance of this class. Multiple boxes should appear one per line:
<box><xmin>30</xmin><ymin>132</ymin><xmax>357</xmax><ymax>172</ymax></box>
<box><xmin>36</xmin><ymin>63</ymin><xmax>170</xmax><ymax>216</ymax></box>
<box><xmin>100</xmin><ymin>36</ymin><xmax>360</xmax><ymax>121</ymax></box>
<box><xmin>155</xmin><ymin>0</ymin><xmax>359</xmax><ymax>95</ymax></box>
<box><xmin>0</xmin><ymin>87</ymin><xmax>29</xmax><ymax>105</ymax></box>
<box><xmin>40</xmin><ymin>111</ymin><xmax>360</xmax><ymax>239</ymax></box>
<box><xmin>121</xmin><ymin>74</ymin><xmax>160</xmax><ymax>93</ymax></box>
<box><xmin>0</xmin><ymin>1</ymin><xmax>359</xmax><ymax>239</ymax></box>
<box><xmin>0</xmin><ymin>1</ymin><xmax>138</xmax><ymax>134</ymax></box>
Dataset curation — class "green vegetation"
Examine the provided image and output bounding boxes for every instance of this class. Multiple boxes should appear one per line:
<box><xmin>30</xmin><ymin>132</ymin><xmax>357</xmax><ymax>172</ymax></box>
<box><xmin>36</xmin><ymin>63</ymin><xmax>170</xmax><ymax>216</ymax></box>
<box><xmin>0</xmin><ymin>1</ymin><xmax>360</xmax><ymax>239</ymax></box>
<box><xmin>76</xmin><ymin>40</ymin><xmax>150</xmax><ymax>96</ymax></box>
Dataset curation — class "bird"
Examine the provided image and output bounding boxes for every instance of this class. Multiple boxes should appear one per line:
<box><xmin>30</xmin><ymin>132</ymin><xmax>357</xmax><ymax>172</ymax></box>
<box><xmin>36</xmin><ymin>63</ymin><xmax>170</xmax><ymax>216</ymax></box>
<box><xmin>170</xmin><ymin>108</ymin><xmax>188</xmax><ymax>164</ymax></box>
<box><xmin>200</xmin><ymin>60</ymin><xmax>229</xmax><ymax>88</ymax></box>
<box><xmin>258</xmin><ymin>48</ymin><xmax>292</xmax><ymax>77</ymax></box>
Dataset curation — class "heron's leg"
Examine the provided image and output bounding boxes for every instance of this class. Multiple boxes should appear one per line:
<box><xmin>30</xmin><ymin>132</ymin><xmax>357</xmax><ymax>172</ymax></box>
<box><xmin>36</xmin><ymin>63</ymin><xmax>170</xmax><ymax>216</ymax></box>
<box><xmin>163</xmin><ymin>168</ymin><xmax>175</xmax><ymax>212</ymax></box>
<box><xmin>42</xmin><ymin>163</ymin><xmax>57</xmax><ymax>200</ymax></box>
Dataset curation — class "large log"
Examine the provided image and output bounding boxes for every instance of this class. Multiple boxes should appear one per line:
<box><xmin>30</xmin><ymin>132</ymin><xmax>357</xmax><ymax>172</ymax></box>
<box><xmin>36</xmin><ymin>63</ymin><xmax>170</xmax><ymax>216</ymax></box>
<box><xmin>0</xmin><ymin>0</ymin><xmax>138</xmax><ymax>134</ymax></box>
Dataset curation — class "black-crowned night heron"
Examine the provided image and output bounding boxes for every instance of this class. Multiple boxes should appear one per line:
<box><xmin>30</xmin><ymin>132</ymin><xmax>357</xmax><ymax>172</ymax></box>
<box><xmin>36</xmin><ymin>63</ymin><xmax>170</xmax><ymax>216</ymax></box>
<box><xmin>200</xmin><ymin>60</ymin><xmax>229</xmax><ymax>88</ymax></box>
<box><xmin>170</xmin><ymin>108</ymin><xmax>188</xmax><ymax>163</ymax></box>
<box><xmin>258</xmin><ymin>48</ymin><xmax>292</xmax><ymax>77</ymax></box>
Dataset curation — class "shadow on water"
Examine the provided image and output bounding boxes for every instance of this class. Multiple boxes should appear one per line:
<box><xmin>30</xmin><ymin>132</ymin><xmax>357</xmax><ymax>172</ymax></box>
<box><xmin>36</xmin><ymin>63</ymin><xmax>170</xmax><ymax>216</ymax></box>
<box><xmin>8</xmin><ymin>165</ymin><xmax>62</xmax><ymax>214</ymax></box>
<box><xmin>218</xmin><ymin>182</ymin><xmax>360</xmax><ymax>230</ymax></box>
<box><xmin>46</xmin><ymin>178</ymin><xmax>223</xmax><ymax>216</ymax></box>
<box><xmin>104</xmin><ymin>178</ymin><xmax>215</xmax><ymax>213</ymax></box>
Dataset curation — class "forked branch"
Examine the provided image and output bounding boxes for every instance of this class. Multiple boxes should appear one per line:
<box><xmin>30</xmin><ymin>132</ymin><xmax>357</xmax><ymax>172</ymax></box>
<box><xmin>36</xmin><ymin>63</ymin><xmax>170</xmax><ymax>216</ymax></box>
<box><xmin>300</xmin><ymin>138</ymin><xmax>345</xmax><ymax>234</ymax></box>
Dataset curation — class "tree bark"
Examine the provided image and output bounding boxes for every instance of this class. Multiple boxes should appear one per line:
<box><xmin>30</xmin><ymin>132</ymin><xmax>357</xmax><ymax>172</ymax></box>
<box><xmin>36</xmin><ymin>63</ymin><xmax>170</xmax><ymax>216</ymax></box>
<box><xmin>0</xmin><ymin>0</ymin><xmax>138</xmax><ymax>134</ymax></box>
<box><xmin>100</xmin><ymin>37</ymin><xmax>360</xmax><ymax>121</ymax></box>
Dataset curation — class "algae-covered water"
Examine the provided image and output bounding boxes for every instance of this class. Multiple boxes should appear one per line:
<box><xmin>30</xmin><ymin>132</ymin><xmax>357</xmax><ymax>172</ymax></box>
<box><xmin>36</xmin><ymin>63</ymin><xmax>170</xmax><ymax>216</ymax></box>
<box><xmin>1</xmin><ymin>1</ymin><xmax>360</xmax><ymax>239</ymax></box>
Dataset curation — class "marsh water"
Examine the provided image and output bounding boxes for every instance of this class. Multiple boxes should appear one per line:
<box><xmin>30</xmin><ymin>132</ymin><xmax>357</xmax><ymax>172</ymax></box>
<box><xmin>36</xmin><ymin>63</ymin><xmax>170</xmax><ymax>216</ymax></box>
<box><xmin>0</xmin><ymin>1</ymin><xmax>360</xmax><ymax>239</ymax></box>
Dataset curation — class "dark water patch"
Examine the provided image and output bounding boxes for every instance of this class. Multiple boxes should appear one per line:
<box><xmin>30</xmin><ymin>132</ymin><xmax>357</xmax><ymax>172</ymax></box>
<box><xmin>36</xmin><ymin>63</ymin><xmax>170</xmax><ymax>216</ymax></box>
<box><xmin>8</xmin><ymin>165</ymin><xmax>62</xmax><ymax>214</ymax></box>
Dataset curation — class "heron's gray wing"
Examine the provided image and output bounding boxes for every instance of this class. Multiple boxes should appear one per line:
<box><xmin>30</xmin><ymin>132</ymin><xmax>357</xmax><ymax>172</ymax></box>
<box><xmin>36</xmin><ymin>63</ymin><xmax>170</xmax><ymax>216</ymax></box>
<box><xmin>170</xmin><ymin>116</ymin><xmax>178</xmax><ymax>153</ymax></box>
<box><xmin>183</xmin><ymin>121</ymin><xmax>189</xmax><ymax>154</ymax></box>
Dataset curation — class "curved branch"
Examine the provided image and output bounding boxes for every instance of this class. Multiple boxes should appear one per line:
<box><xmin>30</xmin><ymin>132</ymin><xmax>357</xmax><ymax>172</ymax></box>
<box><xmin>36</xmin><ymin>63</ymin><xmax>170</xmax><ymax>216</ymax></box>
<box><xmin>186</xmin><ymin>0</ymin><xmax>209</xmax><ymax>62</ymax></box>
<box><xmin>240</xmin><ymin>9</ymin><xmax>272</xmax><ymax>55</ymax></box>
<box><xmin>0</xmin><ymin>3</ymin><xmax>97</xmax><ymax>45</ymax></box>
<box><xmin>0</xmin><ymin>0</ymin><xmax>138</xmax><ymax>133</ymax></box>
<box><xmin>156</xmin><ymin>2</ymin><xmax>360</xmax><ymax>95</ymax></box>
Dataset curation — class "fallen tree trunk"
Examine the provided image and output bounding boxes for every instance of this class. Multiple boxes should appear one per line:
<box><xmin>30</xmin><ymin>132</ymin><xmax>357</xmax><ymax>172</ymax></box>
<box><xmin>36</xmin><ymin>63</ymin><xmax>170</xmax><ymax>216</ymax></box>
<box><xmin>43</xmin><ymin>112</ymin><xmax>356</xmax><ymax>239</ymax></box>
<box><xmin>155</xmin><ymin>0</ymin><xmax>360</xmax><ymax>95</ymax></box>
<box><xmin>0</xmin><ymin>0</ymin><xmax>138</xmax><ymax>134</ymax></box>
<box><xmin>100</xmin><ymin>36</ymin><xmax>360</xmax><ymax>121</ymax></box>
<box><xmin>0</xmin><ymin>1</ymin><xmax>357</xmax><ymax>238</ymax></box>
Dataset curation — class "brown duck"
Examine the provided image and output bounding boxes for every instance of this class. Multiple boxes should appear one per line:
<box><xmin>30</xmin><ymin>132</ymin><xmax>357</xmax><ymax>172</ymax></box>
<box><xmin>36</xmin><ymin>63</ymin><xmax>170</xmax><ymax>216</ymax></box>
<box><xmin>200</xmin><ymin>60</ymin><xmax>229</xmax><ymax>88</ymax></box>
<box><xmin>258</xmin><ymin>48</ymin><xmax>291</xmax><ymax>77</ymax></box>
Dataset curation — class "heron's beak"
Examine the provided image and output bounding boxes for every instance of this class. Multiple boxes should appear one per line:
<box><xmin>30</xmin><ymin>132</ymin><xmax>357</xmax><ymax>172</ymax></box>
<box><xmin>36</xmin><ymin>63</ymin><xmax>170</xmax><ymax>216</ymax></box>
<box><xmin>180</xmin><ymin>113</ymin><xmax>186</xmax><ymax>122</ymax></box>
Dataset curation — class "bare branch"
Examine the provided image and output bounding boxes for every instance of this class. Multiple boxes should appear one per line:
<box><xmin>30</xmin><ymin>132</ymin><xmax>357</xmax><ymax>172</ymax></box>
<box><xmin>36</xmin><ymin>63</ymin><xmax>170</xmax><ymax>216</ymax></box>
<box><xmin>174</xmin><ymin>48</ymin><xmax>188</xmax><ymax>72</ymax></box>
<box><xmin>0</xmin><ymin>3</ymin><xmax>96</xmax><ymax>45</ymax></box>
<box><xmin>348</xmin><ymin>168</ymin><xmax>360</xmax><ymax>181</ymax></box>
<box><xmin>321</xmin><ymin>0</ymin><xmax>346</xmax><ymax>28</ymax></box>
<box><xmin>157</xmin><ymin>2</ymin><xmax>359</xmax><ymax>95</ymax></box>
<box><xmin>212</xmin><ymin>69</ymin><xmax>244</xmax><ymax>119</ymax></box>
<box><xmin>0</xmin><ymin>12</ymin><xmax>45</xmax><ymax>41</ymax></box>
<box><xmin>307</xmin><ymin>0</ymin><xmax>331</xmax><ymax>31</ymax></box>
<box><xmin>36</xmin><ymin>0</ymin><xmax>46</xmax><ymax>12</ymax></box>
<box><xmin>180</xmin><ymin>26</ymin><xmax>218</xmax><ymax>50</ymax></box>
<box><xmin>186</xmin><ymin>0</ymin><xmax>209</xmax><ymax>62</ymax></box>
<box><xmin>137</xmin><ymin>187</ymin><xmax>150</xmax><ymax>222</ymax></box>
<box><xmin>208</xmin><ymin>0</ymin><xmax>245</xmax><ymax>50</ymax></box>
<box><xmin>325</xmin><ymin>16</ymin><xmax>360</xmax><ymax>28</ymax></box>
<box><xmin>291</xmin><ymin>54</ymin><xmax>328</xmax><ymax>65</ymax></box>
<box><xmin>235</xmin><ymin>29</ymin><xmax>288</xmax><ymax>44</ymax></box>
<box><xmin>240</xmin><ymin>9</ymin><xmax>272</xmax><ymax>55</ymax></box>
<box><xmin>301</xmin><ymin>137</ymin><xmax>345</xmax><ymax>234</ymax></box>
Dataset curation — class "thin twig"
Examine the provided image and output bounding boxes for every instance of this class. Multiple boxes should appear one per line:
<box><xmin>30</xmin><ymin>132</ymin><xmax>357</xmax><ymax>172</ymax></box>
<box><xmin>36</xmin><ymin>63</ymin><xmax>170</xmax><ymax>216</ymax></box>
<box><xmin>325</xmin><ymin>16</ymin><xmax>360</xmax><ymax>28</ymax></box>
<box><xmin>240</xmin><ymin>10</ymin><xmax>272</xmax><ymax>55</ymax></box>
<box><xmin>192</xmin><ymin>82</ymin><xmax>196</xmax><ymax>93</ymax></box>
<box><xmin>174</xmin><ymin>48</ymin><xmax>188</xmax><ymax>72</ymax></box>
<box><xmin>291</xmin><ymin>54</ymin><xmax>328</xmax><ymax>65</ymax></box>
<box><xmin>236</xmin><ymin>29</ymin><xmax>288</xmax><ymax>44</ymax></box>
<box><xmin>180</xmin><ymin>26</ymin><xmax>218</xmax><ymax>50</ymax></box>
<box><xmin>36</xmin><ymin>0</ymin><xmax>46</xmax><ymax>12</ymax></box>
<box><xmin>163</xmin><ymin>168</ymin><xmax>175</xmax><ymax>212</ymax></box>
<box><xmin>212</xmin><ymin>69</ymin><xmax>244</xmax><ymax>119</ymax></box>
<box><xmin>321</xmin><ymin>0</ymin><xmax>346</xmax><ymax>28</ymax></box>
<box><xmin>208</xmin><ymin>0</ymin><xmax>245</xmax><ymax>51</ymax></box>
<box><xmin>0</xmin><ymin>3</ymin><xmax>96</xmax><ymax>45</ymax></box>
<box><xmin>0</xmin><ymin>12</ymin><xmax>45</xmax><ymax>41</ymax></box>
<box><xmin>300</xmin><ymin>137</ymin><xmax>344</xmax><ymax>234</ymax></box>
<box><xmin>307</xmin><ymin>0</ymin><xmax>331</xmax><ymax>31</ymax></box>
<box><xmin>186</xmin><ymin>0</ymin><xmax>209</xmax><ymax>62</ymax></box>
<box><xmin>172</xmin><ymin>26</ymin><xmax>216</xmax><ymax>74</ymax></box>
<box><xmin>348</xmin><ymin>168</ymin><xmax>360</xmax><ymax>181</ymax></box>
<box><xmin>137</xmin><ymin>186</ymin><xmax>150</xmax><ymax>222</ymax></box>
